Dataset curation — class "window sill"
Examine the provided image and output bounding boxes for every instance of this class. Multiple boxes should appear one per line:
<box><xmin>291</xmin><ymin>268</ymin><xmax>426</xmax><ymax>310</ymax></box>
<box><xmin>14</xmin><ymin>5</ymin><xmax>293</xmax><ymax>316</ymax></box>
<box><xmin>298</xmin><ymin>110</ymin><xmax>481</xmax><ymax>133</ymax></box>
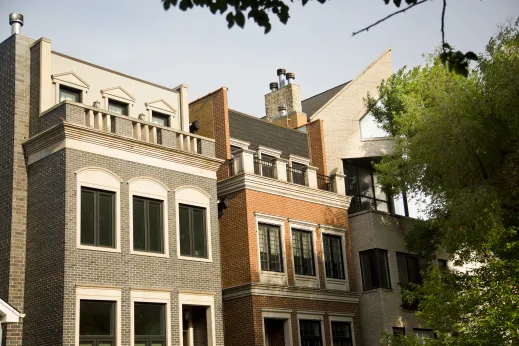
<box><xmin>295</xmin><ymin>275</ymin><xmax>319</xmax><ymax>288</ymax></box>
<box><xmin>325</xmin><ymin>277</ymin><xmax>349</xmax><ymax>291</ymax></box>
<box><xmin>131</xmin><ymin>250</ymin><xmax>169</xmax><ymax>258</ymax></box>
<box><xmin>362</xmin><ymin>288</ymin><xmax>394</xmax><ymax>294</ymax></box>
<box><xmin>178</xmin><ymin>255</ymin><xmax>212</xmax><ymax>263</ymax></box>
<box><xmin>77</xmin><ymin>244</ymin><xmax>121</xmax><ymax>253</ymax></box>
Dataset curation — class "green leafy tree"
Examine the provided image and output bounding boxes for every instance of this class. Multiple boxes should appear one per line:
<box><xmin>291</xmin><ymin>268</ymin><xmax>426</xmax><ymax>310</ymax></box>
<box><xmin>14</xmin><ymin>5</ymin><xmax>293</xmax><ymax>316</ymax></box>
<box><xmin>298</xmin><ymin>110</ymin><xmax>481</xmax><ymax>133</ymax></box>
<box><xmin>366</xmin><ymin>19</ymin><xmax>519</xmax><ymax>345</ymax></box>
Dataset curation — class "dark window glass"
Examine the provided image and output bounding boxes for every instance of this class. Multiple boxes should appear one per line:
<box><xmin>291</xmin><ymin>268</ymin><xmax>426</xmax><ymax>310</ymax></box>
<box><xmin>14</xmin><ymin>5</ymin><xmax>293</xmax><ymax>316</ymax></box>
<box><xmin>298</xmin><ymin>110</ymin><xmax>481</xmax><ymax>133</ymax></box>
<box><xmin>152</xmin><ymin>111</ymin><xmax>170</xmax><ymax>127</ymax></box>
<box><xmin>179</xmin><ymin>204</ymin><xmax>207</xmax><ymax>258</ymax></box>
<box><xmin>80</xmin><ymin>300</ymin><xmax>115</xmax><ymax>346</ymax></box>
<box><xmin>108</xmin><ymin>99</ymin><xmax>128</xmax><ymax>115</ymax></box>
<box><xmin>288</xmin><ymin>162</ymin><xmax>307</xmax><ymax>186</ymax></box>
<box><xmin>258</xmin><ymin>223</ymin><xmax>283</xmax><ymax>272</ymax></box>
<box><xmin>397</xmin><ymin>253</ymin><xmax>427</xmax><ymax>310</ymax></box>
<box><xmin>299</xmin><ymin>320</ymin><xmax>322</xmax><ymax>346</ymax></box>
<box><xmin>134</xmin><ymin>303</ymin><xmax>166</xmax><ymax>346</ymax></box>
<box><xmin>81</xmin><ymin>188</ymin><xmax>115</xmax><ymax>248</ymax></box>
<box><xmin>133</xmin><ymin>196</ymin><xmax>163</xmax><ymax>253</ymax></box>
<box><xmin>292</xmin><ymin>229</ymin><xmax>315</xmax><ymax>276</ymax></box>
<box><xmin>393</xmin><ymin>327</ymin><xmax>406</xmax><ymax>337</ymax></box>
<box><xmin>60</xmin><ymin>85</ymin><xmax>82</xmax><ymax>103</ymax></box>
<box><xmin>323</xmin><ymin>234</ymin><xmax>345</xmax><ymax>279</ymax></box>
<box><xmin>332</xmin><ymin>322</ymin><xmax>353</xmax><ymax>346</ymax></box>
<box><xmin>438</xmin><ymin>259</ymin><xmax>448</xmax><ymax>270</ymax></box>
<box><xmin>360</xmin><ymin>249</ymin><xmax>391</xmax><ymax>290</ymax></box>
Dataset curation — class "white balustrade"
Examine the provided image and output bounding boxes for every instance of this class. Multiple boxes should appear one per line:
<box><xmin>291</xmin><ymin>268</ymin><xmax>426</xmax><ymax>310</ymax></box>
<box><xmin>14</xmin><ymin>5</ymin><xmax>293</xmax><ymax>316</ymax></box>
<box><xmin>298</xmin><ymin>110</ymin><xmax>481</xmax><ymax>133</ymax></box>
<box><xmin>85</xmin><ymin>109</ymin><xmax>111</xmax><ymax>132</ymax></box>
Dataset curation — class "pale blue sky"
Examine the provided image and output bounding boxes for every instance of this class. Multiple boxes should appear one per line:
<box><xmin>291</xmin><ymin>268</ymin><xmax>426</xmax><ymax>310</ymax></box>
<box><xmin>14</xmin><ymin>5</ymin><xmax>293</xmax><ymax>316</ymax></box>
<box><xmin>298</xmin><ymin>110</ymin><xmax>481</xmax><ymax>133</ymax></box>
<box><xmin>1</xmin><ymin>0</ymin><xmax>517</xmax><ymax>116</ymax></box>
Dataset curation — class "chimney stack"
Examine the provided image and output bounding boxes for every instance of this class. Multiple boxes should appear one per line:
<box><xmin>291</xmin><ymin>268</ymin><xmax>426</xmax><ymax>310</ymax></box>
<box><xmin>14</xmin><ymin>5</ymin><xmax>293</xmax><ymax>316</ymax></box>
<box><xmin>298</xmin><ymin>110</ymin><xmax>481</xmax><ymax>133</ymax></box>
<box><xmin>277</xmin><ymin>68</ymin><xmax>286</xmax><ymax>88</ymax></box>
<box><xmin>9</xmin><ymin>13</ymin><xmax>23</xmax><ymax>35</ymax></box>
<box><xmin>269</xmin><ymin>82</ymin><xmax>279</xmax><ymax>92</ymax></box>
<box><xmin>278</xmin><ymin>105</ymin><xmax>287</xmax><ymax>117</ymax></box>
<box><xmin>286</xmin><ymin>72</ymin><xmax>295</xmax><ymax>84</ymax></box>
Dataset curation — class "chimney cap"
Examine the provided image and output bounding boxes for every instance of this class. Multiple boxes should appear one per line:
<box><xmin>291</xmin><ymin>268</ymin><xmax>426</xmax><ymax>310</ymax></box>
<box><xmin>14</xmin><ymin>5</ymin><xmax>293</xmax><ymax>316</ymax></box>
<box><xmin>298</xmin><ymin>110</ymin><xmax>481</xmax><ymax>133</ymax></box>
<box><xmin>277</xmin><ymin>69</ymin><xmax>286</xmax><ymax>76</ymax></box>
<box><xmin>269</xmin><ymin>82</ymin><xmax>279</xmax><ymax>90</ymax></box>
<box><xmin>278</xmin><ymin>105</ymin><xmax>287</xmax><ymax>111</ymax></box>
<box><xmin>286</xmin><ymin>72</ymin><xmax>295</xmax><ymax>80</ymax></box>
<box><xmin>9</xmin><ymin>13</ymin><xmax>24</xmax><ymax>25</ymax></box>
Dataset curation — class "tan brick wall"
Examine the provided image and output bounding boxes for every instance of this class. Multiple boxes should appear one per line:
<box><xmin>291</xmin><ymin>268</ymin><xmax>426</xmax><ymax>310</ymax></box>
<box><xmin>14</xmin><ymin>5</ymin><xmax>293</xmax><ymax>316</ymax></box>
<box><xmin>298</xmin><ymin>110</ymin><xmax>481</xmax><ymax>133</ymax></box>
<box><xmin>307</xmin><ymin>119</ymin><xmax>328</xmax><ymax>175</ymax></box>
<box><xmin>271</xmin><ymin>112</ymin><xmax>307</xmax><ymax>130</ymax></box>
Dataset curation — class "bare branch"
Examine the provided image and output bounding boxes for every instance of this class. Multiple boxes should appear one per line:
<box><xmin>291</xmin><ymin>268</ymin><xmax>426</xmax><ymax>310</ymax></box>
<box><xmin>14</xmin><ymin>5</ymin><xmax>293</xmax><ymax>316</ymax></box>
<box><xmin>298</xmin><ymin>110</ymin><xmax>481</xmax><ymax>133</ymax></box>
<box><xmin>352</xmin><ymin>0</ymin><xmax>430</xmax><ymax>37</ymax></box>
<box><xmin>442</xmin><ymin>0</ymin><xmax>447</xmax><ymax>50</ymax></box>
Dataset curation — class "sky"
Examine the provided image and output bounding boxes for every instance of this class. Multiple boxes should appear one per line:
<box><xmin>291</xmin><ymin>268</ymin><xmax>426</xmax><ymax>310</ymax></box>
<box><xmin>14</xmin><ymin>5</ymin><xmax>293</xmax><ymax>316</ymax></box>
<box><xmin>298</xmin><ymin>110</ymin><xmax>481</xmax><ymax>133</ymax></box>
<box><xmin>1</xmin><ymin>0</ymin><xmax>517</xmax><ymax>116</ymax></box>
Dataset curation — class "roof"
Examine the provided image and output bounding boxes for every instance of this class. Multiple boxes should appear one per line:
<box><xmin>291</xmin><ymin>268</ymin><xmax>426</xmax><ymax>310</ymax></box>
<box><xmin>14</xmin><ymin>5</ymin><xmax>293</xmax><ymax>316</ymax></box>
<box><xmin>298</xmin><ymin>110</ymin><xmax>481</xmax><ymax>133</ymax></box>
<box><xmin>229</xmin><ymin>109</ymin><xmax>309</xmax><ymax>159</ymax></box>
<box><xmin>301</xmin><ymin>81</ymin><xmax>350</xmax><ymax>118</ymax></box>
<box><xmin>0</xmin><ymin>298</ymin><xmax>24</xmax><ymax>323</ymax></box>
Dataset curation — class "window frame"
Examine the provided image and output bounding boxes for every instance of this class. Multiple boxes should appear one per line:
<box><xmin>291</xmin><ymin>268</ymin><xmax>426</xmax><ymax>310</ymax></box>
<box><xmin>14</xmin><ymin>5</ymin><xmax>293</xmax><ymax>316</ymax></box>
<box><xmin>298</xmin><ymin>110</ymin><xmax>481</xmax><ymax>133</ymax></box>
<box><xmin>129</xmin><ymin>178</ymin><xmax>169</xmax><ymax>258</ymax></box>
<box><xmin>107</xmin><ymin>99</ymin><xmax>129</xmax><ymax>116</ymax></box>
<box><xmin>392</xmin><ymin>327</ymin><xmax>406</xmax><ymax>337</ymax></box>
<box><xmin>289</xmin><ymin>220</ymin><xmax>319</xmax><ymax>288</ymax></box>
<box><xmin>59</xmin><ymin>84</ymin><xmax>83</xmax><ymax>103</ymax></box>
<box><xmin>258</xmin><ymin>223</ymin><xmax>284</xmax><ymax>272</ymax></box>
<box><xmin>131</xmin><ymin>290</ymin><xmax>171</xmax><ymax>346</ymax></box>
<box><xmin>320</xmin><ymin>225</ymin><xmax>350</xmax><ymax>290</ymax></box>
<box><xmin>296</xmin><ymin>313</ymin><xmax>325</xmax><ymax>346</ymax></box>
<box><xmin>175</xmin><ymin>187</ymin><xmax>212</xmax><ymax>263</ymax></box>
<box><xmin>76</xmin><ymin>168</ymin><xmax>121</xmax><ymax>253</ymax></box>
<box><xmin>179</xmin><ymin>204</ymin><xmax>208</xmax><ymax>259</ymax></box>
<box><xmin>359</xmin><ymin>249</ymin><xmax>391</xmax><ymax>291</ymax></box>
<box><xmin>178</xmin><ymin>293</ymin><xmax>216</xmax><ymax>346</ymax></box>
<box><xmin>261</xmin><ymin>310</ymin><xmax>294</xmax><ymax>346</ymax></box>
<box><xmin>255</xmin><ymin>213</ymin><xmax>288</xmax><ymax>285</ymax></box>
<box><xmin>329</xmin><ymin>316</ymin><xmax>356</xmax><ymax>346</ymax></box>
<box><xmin>76</xmin><ymin>286</ymin><xmax>121</xmax><ymax>346</ymax></box>
<box><xmin>151</xmin><ymin>111</ymin><xmax>171</xmax><ymax>128</ymax></box>
<box><xmin>132</xmin><ymin>196</ymin><xmax>164</xmax><ymax>254</ymax></box>
<box><xmin>80</xmin><ymin>187</ymin><xmax>116</xmax><ymax>249</ymax></box>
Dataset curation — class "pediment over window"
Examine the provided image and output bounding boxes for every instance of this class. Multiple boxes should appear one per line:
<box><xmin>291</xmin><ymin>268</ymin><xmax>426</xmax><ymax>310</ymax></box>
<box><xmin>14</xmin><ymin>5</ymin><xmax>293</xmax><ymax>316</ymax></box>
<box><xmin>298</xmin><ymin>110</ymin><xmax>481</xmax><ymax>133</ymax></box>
<box><xmin>145</xmin><ymin>99</ymin><xmax>177</xmax><ymax>114</ymax></box>
<box><xmin>52</xmin><ymin>71</ymin><xmax>90</xmax><ymax>90</ymax></box>
<box><xmin>101</xmin><ymin>86</ymin><xmax>135</xmax><ymax>104</ymax></box>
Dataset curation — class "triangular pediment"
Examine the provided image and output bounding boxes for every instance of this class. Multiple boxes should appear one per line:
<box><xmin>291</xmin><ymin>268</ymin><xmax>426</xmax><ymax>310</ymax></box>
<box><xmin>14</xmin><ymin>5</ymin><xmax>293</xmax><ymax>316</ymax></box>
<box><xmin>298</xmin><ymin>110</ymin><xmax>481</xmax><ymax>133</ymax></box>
<box><xmin>145</xmin><ymin>99</ymin><xmax>177</xmax><ymax>114</ymax></box>
<box><xmin>52</xmin><ymin>71</ymin><xmax>90</xmax><ymax>89</ymax></box>
<box><xmin>101</xmin><ymin>86</ymin><xmax>135</xmax><ymax>103</ymax></box>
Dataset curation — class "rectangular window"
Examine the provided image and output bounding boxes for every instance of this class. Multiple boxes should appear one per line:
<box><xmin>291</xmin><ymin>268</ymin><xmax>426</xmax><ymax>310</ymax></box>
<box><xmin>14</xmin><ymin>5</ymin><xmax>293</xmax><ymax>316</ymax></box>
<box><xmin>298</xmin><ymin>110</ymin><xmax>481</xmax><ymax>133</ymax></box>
<box><xmin>392</xmin><ymin>327</ymin><xmax>406</xmax><ymax>337</ymax></box>
<box><xmin>360</xmin><ymin>249</ymin><xmax>391</xmax><ymax>290</ymax></box>
<box><xmin>331</xmin><ymin>322</ymin><xmax>353</xmax><ymax>346</ymax></box>
<box><xmin>60</xmin><ymin>85</ymin><xmax>82</xmax><ymax>103</ymax></box>
<box><xmin>288</xmin><ymin>162</ymin><xmax>307</xmax><ymax>186</ymax></box>
<box><xmin>292</xmin><ymin>229</ymin><xmax>315</xmax><ymax>276</ymax></box>
<box><xmin>438</xmin><ymin>259</ymin><xmax>448</xmax><ymax>270</ymax></box>
<box><xmin>81</xmin><ymin>188</ymin><xmax>115</xmax><ymax>248</ymax></box>
<box><xmin>133</xmin><ymin>196</ymin><xmax>163</xmax><ymax>253</ymax></box>
<box><xmin>258</xmin><ymin>223</ymin><xmax>283</xmax><ymax>272</ymax></box>
<box><xmin>323</xmin><ymin>234</ymin><xmax>345</xmax><ymax>279</ymax></box>
<box><xmin>134</xmin><ymin>303</ymin><xmax>166</xmax><ymax>346</ymax></box>
<box><xmin>413</xmin><ymin>328</ymin><xmax>435</xmax><ymax>343</ymax></box>
<box><xmin>79</xmin><ymin>300</ymin><xmax>115</xmax><ymax>346</ymax></box>
<box><xmin>299</xmin><ymin>320</ymin><xmax>322</xmax><ymax>346</ymax></box>
<box><xmin>397</xmin><ymin>253</ymin><xmax>427</xmax><ymax>310</ymax></box>
<box><xmin>179</xmin><ymin>204</ymin><xmax>207</xmax><ymax>258</ymax></box>
<box><xmin>151</xmin><ymin>111</ymin><xmax>170</xmax><ymax>127</ymax></box>
<box><xmin>108</xmin><ymin>99</ymin><xmax>128</xmax><ymax>115</ymax></box>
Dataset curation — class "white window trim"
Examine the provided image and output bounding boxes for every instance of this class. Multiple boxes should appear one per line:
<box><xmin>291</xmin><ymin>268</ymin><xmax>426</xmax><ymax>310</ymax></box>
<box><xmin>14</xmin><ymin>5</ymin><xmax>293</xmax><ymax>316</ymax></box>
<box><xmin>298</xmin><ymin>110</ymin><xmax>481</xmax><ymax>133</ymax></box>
<box><xmin>320</xmin><ymin>225</ymin><xmax>350</xmax><ymax>290</ymax></box>
<box><xmin>145</xmin><ymin>99</ymin><xmax>177</xmax><ymax>127</ymax></box>
<box><xmin>129</xmin><ymin>177</ymin><xmax>170</xmax><ymax>258</ymax></box>
<box><xmin>131</xmin><ymin>289</ymin><xmax>172</xmax><ymax>346</ymax></box>
<box><xmin>287</xmin><ymin>154</ymin><xmax>311</xmax><ymax>166</ymax></box>
<box><xmin>296</xmin><ymin>313</ymin><xmax>325</xmax><ymax>346</ymax></box>
<box><xmin>288</xmin><ymin>220</ymin><xmax>320</xmax><ymax>288</ymax></box>
<box><xmin>75</xmin><ymin>286</ymin><xmax>122</xmax><ymax>346</ymax></box>
<box><xmin>261</xmin><ymin>310</ymin><xmax>293</xmax><ymax>346</ymax></box>
<box><xmin>101</xmin><ymin>86</ymin><xmax>135</xmax><ymax>114</ymax></box>
<box><xmin>178</xmin><ymin>293</ymin><xmax>216</xmax><ymax>346</ymax></box>
<box><xmin>76</xmin><ymin>167</ymin><xmax>122</xmax><ymax>253</ymax></box>
<box><xmin>230</xmin><ymin>138</ymin><xmax>251</xmax><ymax>150</ymax></box>
<box><xmin>255</xmin><ymin>213</ymin><xmax>288</xmax><ymax>285</ymax></box>
<box><xmin>329</xmin><ymin>315</ymin><xmax>356</xmax><ymax>346</ymax></box>
<box><xmin>52</xmin><ymin>72</ymin><xmax>89</xmax><ymax>105</ymax></box>
<box><xmin>256</xmin><ymin>145</ymin><xmax>282</xmax><ymax>159</ymax></box>
<box><xmin>175</xmin><ymin>186</ymin><xmax>213</xmax><ymax>262</ymax></box>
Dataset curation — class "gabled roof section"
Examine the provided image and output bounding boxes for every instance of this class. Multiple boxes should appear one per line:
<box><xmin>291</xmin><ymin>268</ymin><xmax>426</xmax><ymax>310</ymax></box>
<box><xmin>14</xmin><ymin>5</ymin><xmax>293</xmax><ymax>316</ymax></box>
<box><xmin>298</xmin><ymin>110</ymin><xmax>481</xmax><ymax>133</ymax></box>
<box><xmin>51</xmin><ymin>71</ymin><xmax>90</xmax><ymax>89</ymax></box>
<box><xmin>229</xmin><ymin>109</ymin><xmax>309</xmax><ymax>159</ymax></box>
<box><xmin>0</xmin><ymin>298</ymin><xmax>24</xmax><ymax>323</ymax></box>
<box><xmin>304</xmin><ymin>49</ymin><xmax>392</xmax><ymax>120</ymax></box>
<box><xmin>101</xmin><ymin>86</ymin><xmax>136</xmax><ymax>102</ymax></box>
<box><xmin>301</xmin><ymin>82</ymin><xmax>350</xmax><ymax>118</ymax></box>
<box><xmin>145</xmin><ymin>99</ymin><xmax>177</xmax><ymax>114</ymax></box>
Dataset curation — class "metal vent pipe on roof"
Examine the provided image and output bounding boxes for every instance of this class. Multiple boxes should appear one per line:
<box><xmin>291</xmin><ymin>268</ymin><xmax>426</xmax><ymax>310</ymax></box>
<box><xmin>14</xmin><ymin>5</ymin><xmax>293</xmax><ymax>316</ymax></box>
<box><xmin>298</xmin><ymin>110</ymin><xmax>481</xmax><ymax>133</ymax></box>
<box><xmin>269</xmin><ymin>82</ymin><xmax>279</xmax><ymax>92</ymax></box>
<box><xmin>286</xmin><ymin>72</ymin><xmax>295</xmax><ymax>84</ymax></box>
<box><xmin>9</xmin><ymin>13</ymin><xmax>23</xmax><ymax>35</ymax></box>
<box><xmin>278</xmin><ymin>105</ymin><xmax>287</xmax><ymax>117</ymax></box>
<box><xmin>277</xmin><ymin>68</ymin><xmax>286</xmax><ymax>87</ymax></box>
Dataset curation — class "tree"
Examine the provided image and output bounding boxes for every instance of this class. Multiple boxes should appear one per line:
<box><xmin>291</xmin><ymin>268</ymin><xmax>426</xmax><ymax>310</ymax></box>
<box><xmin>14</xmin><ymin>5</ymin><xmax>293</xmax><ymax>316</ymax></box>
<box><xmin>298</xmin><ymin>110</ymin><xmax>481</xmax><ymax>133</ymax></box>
<box><xmin>161</xmin><ymin>0</ymin><xmax>477</xmax><ymax>75</ymax></box>
<box><xmin>365</xmin><ymin>19</ymin><xmax>519</xmax><ymax>345</ymax></box>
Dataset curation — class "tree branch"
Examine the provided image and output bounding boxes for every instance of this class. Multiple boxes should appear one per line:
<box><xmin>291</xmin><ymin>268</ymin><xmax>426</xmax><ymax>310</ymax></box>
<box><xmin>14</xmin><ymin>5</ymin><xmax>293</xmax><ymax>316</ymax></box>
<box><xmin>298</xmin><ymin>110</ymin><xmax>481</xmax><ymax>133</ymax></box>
<box><xmin>441</xmin><ymin>0</ymin><xmax>447</xmax><ymax>49</ymax></box>
<box><xmin>352</xmin><ymin>0</ymin><xmax>430</xmax><ymax>36</ymax></box>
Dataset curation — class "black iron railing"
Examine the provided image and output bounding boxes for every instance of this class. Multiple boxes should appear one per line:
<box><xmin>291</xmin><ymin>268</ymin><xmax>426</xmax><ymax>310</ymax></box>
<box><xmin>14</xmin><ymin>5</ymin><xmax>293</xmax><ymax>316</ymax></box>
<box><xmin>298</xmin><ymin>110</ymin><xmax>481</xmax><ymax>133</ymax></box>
<box><xmin>287</xmin><ymin>166</ymin><xmax>306</xmax><ymax>186</ymax></box>
<box><xmin>254</xmin><ymin>158</ymin><xmax>275</xmax><ymax>178</ymax></box>
<box><xmin>317</xmin><ymin>173</ymin><xmax>333</xmax><ymax>191</ymax></box>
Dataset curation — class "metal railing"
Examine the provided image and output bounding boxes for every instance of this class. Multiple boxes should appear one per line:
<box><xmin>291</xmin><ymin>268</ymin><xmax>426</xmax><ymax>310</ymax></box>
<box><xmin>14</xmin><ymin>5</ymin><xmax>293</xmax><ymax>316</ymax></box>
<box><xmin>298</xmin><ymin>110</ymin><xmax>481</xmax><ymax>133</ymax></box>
<box><xmin>317</xmin><ymin>173</ymin><xmax>333</xmax><ymax>191</ymax></box>
<box><xmin>287</xmin><ymin>166</ymin><xmax>306</xmax><ymax>186</ymax></box>
<box><xmin>254</xmin><ymin>158</ymin><xmax>276</xmax><ymax>178</ymax></box>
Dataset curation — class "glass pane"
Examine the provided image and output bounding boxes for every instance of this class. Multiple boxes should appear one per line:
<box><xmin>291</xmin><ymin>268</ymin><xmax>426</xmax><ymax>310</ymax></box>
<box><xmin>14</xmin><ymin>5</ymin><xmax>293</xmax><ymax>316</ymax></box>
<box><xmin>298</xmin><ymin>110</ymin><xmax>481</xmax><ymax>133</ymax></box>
<box><xmin>134</xmin><ymin>303</ymin><xmax>165</xmax><ymax>336</ymax></box>
<box><xmin>359</xmin><ymin>197</ymin><xmax>375</xmax><ymax>211</ymax></box>
<box><xmin>99</xmin><ymin>343</ymin><xmax>113</xmax><ymax>346</ymax></box>
<box><xmin>98</xmin><ymin>193</ymin><xmax>114</xmax><ymax>247</ymax></box>
<box><xmin>79</xmin><ymin>343</ymin><xmax>94</xmax><ymax>346</ymax></box>
<box><xmin>152</xmin><ymin>112</ymin><xmax>169</xmax><ymax>127</ymax></box>
<box><xmin>133</xmin><ymin>198</ymin><xmax>146</xmax><ymax>251</ymax></box>
<box><xmin>378</xmin><ymin>250</ymin><xmax>391</xmax><ymax>288</ymax></box>
<box><xmin>179</xmin><ymin>206</ymin><xmax>191</xmax><ymax>256</ymax></box>
<box><xmin>80</xmin><ymin>300</ymin><xmax>114</xmax><ymax>336</ymax></box>
<box><xmin>108</xmin><ymin>100</ymin><xmax>127</xmax><ymax>115</ymax></box>
<box><xmin>360</xmin><ymin>110</ymin><xmax>389</xmax><ymax>139</ymax></box>
<box><xmin>397</xmin><ymin>254</ymin><xmax>409</xmax><ymax>285</ymax></box>
<box><xmin>393</xmin><ymin>194</ymin><xmax>407</xmax><ymax>216</ymax></box>
<box><xmin>151</xmin><ymin>342</ymin><xmax>164</xmax><ymax>346</ymax></box>
<box><xmin>376</xmin><ymin>200</ymin><xmax>389</xmax><ymax>213</ymax></box>
<box><xmin>292</xmin><ymin>231</ymin><xmax>303</xmax><ymax>275</ymax></box>
<box><xmin>343</xmin><ymin>164</ymin><xmax>358</xmax><ymax>196</ymax></box>
<box><xmin>373</xmin><ymin>174</ymin><xmax>387</xmax><ymax>200</ymax></box>
<box><xmin>192</xmin><ymin>208</ymin><xmax>206</xmax><ymax>258</ymax></box>
<box><xmin>269</xmin><ymin>226</ymin><xmax>282</xmax><ymax>272</ymax></box>
<box><xmin>258</xmin><ymin>224</ymin><xmax>269</xmax><ymax>271</ymax></box>
<box><xmin>81</xmin><ymin>189</ymin><xmax>95</xmax><ymax>245</ymax></box>
<box><xmin>360</xmin><ymin>251</ymin><xmax>373</xmax><ymax>290</ymax></box>
<box><xmin>406</xmin><ymin>256</ymin><xmax>421</xmax><ymax>284</ymax></box>
<box><xmin>134</xmin><ymin>343</ymin><xmax>146</xmax><ymax>346</ymax></box>
<box><xmin>148</xmin><ymin>201</ymin><xmax>163</xmax><ymax>253</ymax></box>
<box><xmin>60</xmin><ymin>87</ymin><xmax>81</xmax><ymax>102</ymax></box>
<box><xmin>357</xmin><ymin>168</ymin><xmax>374</xmax><ymax>197</ymax></box>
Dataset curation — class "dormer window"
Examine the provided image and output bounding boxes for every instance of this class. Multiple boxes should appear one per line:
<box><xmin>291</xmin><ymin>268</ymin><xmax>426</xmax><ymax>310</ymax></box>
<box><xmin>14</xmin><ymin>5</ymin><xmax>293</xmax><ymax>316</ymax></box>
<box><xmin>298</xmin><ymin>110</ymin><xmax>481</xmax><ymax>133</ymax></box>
<box><xmin>288</xmin><ymin>162</ymin><xmax>307</xmax><ymax>186</ymax></box>
<box><xmin>59</xmin><ymin>85</ymin><xmax>82</xmax><ymax>103</ymax></box>
<box><xmin>151</xmin><ymin>111</ymin><xmax>170</xmax><ymax>127</ymax></box>
<box><xmin>108</xmin><ymin>99</ymin><xmax>128</xmax><ymax>116</ymax></box>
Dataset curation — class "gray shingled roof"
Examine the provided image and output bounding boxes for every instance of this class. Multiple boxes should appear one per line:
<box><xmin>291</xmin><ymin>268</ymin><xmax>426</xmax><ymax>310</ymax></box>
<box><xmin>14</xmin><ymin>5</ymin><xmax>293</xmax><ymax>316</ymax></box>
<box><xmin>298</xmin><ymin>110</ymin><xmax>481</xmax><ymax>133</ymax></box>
<box><xmin>229</xmin><ymin>109</ymin><xmax>309</xmax><ymax>159</ymax></box>
<box><xmin>301</xmin><ymin>81</ymin><xmax>350</xmax><ymax>118</ymax></box>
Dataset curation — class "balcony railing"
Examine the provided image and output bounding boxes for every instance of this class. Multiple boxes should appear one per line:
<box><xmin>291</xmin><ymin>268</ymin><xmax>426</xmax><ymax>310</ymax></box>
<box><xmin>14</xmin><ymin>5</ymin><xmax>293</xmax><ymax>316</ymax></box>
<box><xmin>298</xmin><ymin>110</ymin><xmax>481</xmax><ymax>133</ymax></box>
<box><xmin>254</xmin><ymin>157</ymin><xmax>276</xmax><ymax>178</ymax></box>
<box><xmin>317</xmin><ymin>173</ymin><xmax>333</xmax><ymax>191</ymax></box>
<box><xmin>287</xmin><ymin>166</ymin><xmax>306</xmax><ymax>186</ymax></box>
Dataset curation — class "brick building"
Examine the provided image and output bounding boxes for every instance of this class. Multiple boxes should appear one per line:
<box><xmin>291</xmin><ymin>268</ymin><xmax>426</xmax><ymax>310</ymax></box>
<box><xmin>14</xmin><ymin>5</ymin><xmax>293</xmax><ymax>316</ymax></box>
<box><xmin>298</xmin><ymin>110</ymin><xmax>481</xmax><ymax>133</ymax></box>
<box><xmin>1</xmin><ymin>15</ymin><xmax>223</xmax><ymax>346</ymax></box>
<box><xmin>190</xmin><ymin>87</ymin><xmax>362</xmax><ymax>345</ymax></box>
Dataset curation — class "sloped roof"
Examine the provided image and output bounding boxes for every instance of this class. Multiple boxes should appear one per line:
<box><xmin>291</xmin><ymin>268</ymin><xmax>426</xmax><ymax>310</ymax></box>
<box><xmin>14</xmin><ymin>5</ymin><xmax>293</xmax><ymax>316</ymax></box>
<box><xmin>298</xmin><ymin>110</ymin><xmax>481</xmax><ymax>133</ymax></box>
<box><xmin>229</xmin><ymin>109</ymin><xmax>309</xmax><ymax>159</ymax></box>
<box><xmin>301</xmin><ymin>81</ymin><xmax>350</xmax><ymax>118</ymax></box>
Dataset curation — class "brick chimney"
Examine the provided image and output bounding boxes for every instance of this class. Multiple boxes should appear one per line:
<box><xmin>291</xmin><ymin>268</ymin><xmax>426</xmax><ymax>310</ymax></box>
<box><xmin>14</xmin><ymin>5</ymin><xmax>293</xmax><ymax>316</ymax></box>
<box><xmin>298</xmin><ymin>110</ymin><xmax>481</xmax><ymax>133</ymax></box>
<box><xmin>264</xmin><ymin>69</ymin><xmax>307</xmax><ymax>129</ymax></box>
